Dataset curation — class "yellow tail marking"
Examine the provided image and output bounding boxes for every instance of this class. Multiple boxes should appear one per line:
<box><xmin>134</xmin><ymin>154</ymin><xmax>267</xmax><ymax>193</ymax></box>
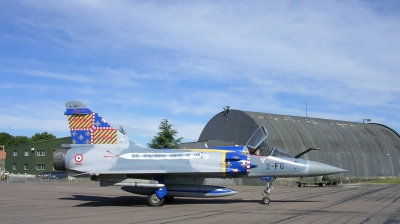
<box><xmin>222</xmin><ymin>152</ymin><xmax>226</xmax><ymax>177</ymax></box>
<box><xmin>93</xmin><ymin>129</ymin><xmax>117</xmax><ymax>144</ymax></box>
<box><xmin>68</xmin><ymin>114</ymin><xmax>92</xmax><ymax>129</ymax></box>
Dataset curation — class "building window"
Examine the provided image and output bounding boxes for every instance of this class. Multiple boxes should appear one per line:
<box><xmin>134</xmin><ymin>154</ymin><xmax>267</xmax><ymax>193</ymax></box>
<box><xmin>36</xmin><ymin>164</ymin><xmax>45</xmax><ymax>170</ymax></box>
<box><xmin>24</xmin><ymin>164</ymin><xmax>28</xmax><ymax>170</ymax></box>
<box><xmin>13</xmin><ymin>150</ymin><xmax>17</xmax><ymax>156</ymax></box>
<box><xmin>36</xmin><ymin>150</ymin><xmax>46</xmax><ymax>156</ymax></box>
<box><xmin>13</xmin><ymin>164</ymin><xmax>17</xmax><ymax>170</ymax></box>
<box><xmin>25</xmin><ymin>150</ymin><xmax>29</xmax><ymax>156</ymax></box>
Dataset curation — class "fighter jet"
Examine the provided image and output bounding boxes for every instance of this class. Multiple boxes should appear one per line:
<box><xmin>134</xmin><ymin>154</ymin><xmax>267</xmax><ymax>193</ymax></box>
<box><xmin>53</xmin><ymin>101</ymin><xmax>346</xmax><ymax>206</ymax></box>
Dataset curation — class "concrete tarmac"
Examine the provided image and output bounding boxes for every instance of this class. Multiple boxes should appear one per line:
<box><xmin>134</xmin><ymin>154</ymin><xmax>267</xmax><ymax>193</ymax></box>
<box><xmin>0</xmin><ymin>181</ymin><xmax>399</xmax><ymax>224</ymax></box>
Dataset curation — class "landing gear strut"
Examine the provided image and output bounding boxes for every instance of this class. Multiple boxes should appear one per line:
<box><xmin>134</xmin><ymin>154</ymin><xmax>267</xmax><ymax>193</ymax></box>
<box><xmin>261</xmin><ymin>177</ymin><xmax>276</xmax><ymax>205</ymax></box>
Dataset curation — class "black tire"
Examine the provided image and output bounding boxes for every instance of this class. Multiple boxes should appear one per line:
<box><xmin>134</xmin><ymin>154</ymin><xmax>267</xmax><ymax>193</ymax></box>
<box><xmin>147</xmin><ymin>192</ymin><xmax>165</xmax><ymax>206</ymax></box>
<box><xmin>261</xmin><ymin>197</ymin><xmax>270</xmax><ymax>205</ymax></box>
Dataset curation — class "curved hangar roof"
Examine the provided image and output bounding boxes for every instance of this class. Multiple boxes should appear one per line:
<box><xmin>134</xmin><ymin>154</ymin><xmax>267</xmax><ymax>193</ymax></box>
<box><xmin>199</xmin><ymin>109</ymin><xmax>400</xmax><ymax>176</ymax></box>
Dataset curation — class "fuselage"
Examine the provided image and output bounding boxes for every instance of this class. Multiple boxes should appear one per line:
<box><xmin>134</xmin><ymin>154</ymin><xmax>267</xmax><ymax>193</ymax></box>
<box><xmin>60</xmin><ymin>143</ymin><xmax>342</xmax><ymax>179</ymax></box>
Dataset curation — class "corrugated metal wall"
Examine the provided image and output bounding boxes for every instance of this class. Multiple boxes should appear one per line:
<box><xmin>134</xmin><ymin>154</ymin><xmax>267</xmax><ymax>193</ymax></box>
<box><xmin>199</xmin><ymin>110</ymin><xmax>400</xmax><ymax>177</ymax></box>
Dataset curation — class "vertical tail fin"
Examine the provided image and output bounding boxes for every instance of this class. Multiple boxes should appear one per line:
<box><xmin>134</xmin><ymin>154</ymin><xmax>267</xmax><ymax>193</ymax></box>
<box><xmin>65</xmin><ymin>101</ymin><xmax>122</xmax><ymax>145</ymax></box>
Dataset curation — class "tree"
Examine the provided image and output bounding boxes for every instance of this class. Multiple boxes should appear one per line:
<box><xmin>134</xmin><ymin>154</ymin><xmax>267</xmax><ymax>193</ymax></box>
<box><xmin>0</xmin><ymin>132</ymin><xmax>58</xmax><ymax>146</ymax></box>
<box><xmin>0</xmin><ymin>132</ymin><xmax>16</xmax><ymax>146</ymax></box>
<box><xmin>14</xmin><ymin>136</ymin><xmax>30</xmax><ymax>145</ymax></box>
<box><xmin>30</xmin><ymin>132</ymin><xmax>56</xmax><ymax>143</ymax></box>
<box><xmin>147</xmin><ymin>119</ymin><xmax>183</xmax><ymax>149</ymax></box>
<box><xmin>118</xmin><ymin>126</ymin><xmax>127</xmax><ymax>135</ymax></box>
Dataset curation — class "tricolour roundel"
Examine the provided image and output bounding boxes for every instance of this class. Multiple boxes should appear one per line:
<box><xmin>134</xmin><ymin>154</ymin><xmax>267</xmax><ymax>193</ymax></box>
<box><xmin>74</xmin><ymin>154</ymin><xmax>83</xmax><ymax>163</ymax></box>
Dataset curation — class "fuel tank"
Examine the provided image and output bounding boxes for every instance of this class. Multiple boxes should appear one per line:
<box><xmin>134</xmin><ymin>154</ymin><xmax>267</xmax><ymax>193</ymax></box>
<box><xmin>121</xmin><ymin>184</ymin><xmax>237</xmax><ymax>198</ymax></box>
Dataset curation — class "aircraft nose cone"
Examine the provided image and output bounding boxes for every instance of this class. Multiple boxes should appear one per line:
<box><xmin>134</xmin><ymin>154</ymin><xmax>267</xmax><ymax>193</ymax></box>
<box><xmin>308</xmin><ymin>161</ymin><xmax>346</xmax><ymax>176</ymax></box>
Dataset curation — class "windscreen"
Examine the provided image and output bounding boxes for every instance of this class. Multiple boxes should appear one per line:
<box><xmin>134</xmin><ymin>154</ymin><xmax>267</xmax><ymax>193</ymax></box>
<box><xmin>270</xmin><ymin>147</ymin><xmax>294</xmax><ymax>158</ymax></box>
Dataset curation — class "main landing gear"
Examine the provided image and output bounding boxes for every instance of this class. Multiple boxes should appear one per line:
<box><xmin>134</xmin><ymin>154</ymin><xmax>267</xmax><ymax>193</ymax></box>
<box><xmin>147</xmin><ymin>192</ymin><xmax>174</xmax><ymax>206</ymax></box>
<box><xmin>261</xmin><ymin>177</ymin><xmax>276</xmax><ymax>205</ymax></box>
<box><xmin>147</xmin><ymin>192</ymin><xmax>165</xmax><ymax>206</ymax></box>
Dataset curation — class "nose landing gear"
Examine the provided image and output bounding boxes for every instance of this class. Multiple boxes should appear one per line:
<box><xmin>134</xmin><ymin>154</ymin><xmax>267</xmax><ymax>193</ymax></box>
<box><xmin>261</xmin><ymin>177</ymin><xmax>276</xmax><ymax>205</ymax></box>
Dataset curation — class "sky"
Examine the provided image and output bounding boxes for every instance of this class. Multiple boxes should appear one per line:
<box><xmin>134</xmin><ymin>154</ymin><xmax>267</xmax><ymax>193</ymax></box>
<box><xmin>0</xmin><ymin>1</ymin><xmax>399</xmax><ymax>146</ymax></box>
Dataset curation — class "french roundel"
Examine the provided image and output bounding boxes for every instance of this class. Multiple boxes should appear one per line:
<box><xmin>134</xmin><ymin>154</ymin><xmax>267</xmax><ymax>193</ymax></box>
<box><xmin>74</xmin><ymin>154</ymin><xmax>83</xmax><ymax>163</ymax></box>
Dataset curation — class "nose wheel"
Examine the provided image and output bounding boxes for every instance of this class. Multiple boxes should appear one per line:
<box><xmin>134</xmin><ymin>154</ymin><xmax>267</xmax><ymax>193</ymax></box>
<box><xmin>261</xmin><ymin>196</ymin><xmax>270</xmax><ymax>204</ymax></box>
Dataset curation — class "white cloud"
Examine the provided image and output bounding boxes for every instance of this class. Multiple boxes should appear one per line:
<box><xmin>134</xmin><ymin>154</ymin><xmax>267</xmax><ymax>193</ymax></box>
<box><xmin>22</xmin><ymin>70</ymin><xmax>92</xmax><ymax>83</ymax></box>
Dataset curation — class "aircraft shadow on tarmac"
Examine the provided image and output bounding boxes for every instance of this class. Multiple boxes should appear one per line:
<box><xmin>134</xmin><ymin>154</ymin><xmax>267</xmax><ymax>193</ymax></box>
<box><xmin>59</xmin><ymin>195</ymin><xmax>321</xmax><ymax>207</ymax></box>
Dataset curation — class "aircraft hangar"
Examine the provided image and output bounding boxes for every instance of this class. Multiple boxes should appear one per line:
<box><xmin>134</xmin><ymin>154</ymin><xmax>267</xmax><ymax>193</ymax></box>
<box><xmin>196</xmin><ymin>109</ymin><xmax>400</xmax><ymax>178</ymax></box>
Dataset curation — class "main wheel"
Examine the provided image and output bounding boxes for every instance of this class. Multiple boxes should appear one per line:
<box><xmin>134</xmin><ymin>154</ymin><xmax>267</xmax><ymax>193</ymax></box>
<box><xmin>147</xmin><ymin>192</ymin><xmax>165</xmax><ymax>206</ymax></box>
<box><xmin>261</xmin><ymin>197</ymin><xmax>270</xmax><ymax>205</ymax></box>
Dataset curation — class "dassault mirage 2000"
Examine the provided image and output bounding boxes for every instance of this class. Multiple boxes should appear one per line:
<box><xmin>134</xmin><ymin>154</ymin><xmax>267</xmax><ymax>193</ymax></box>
<box><xmin>53</xmin><ymin>101</ymin><xmax>346</xmax><ymax>206</ymax></box>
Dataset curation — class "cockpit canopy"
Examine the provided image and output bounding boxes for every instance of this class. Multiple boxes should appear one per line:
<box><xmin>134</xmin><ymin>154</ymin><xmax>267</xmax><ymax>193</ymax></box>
<box><xmin>269</xmin><ymin>147</ymin><xmax>294</xmax><ymax>158</ymax></box>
